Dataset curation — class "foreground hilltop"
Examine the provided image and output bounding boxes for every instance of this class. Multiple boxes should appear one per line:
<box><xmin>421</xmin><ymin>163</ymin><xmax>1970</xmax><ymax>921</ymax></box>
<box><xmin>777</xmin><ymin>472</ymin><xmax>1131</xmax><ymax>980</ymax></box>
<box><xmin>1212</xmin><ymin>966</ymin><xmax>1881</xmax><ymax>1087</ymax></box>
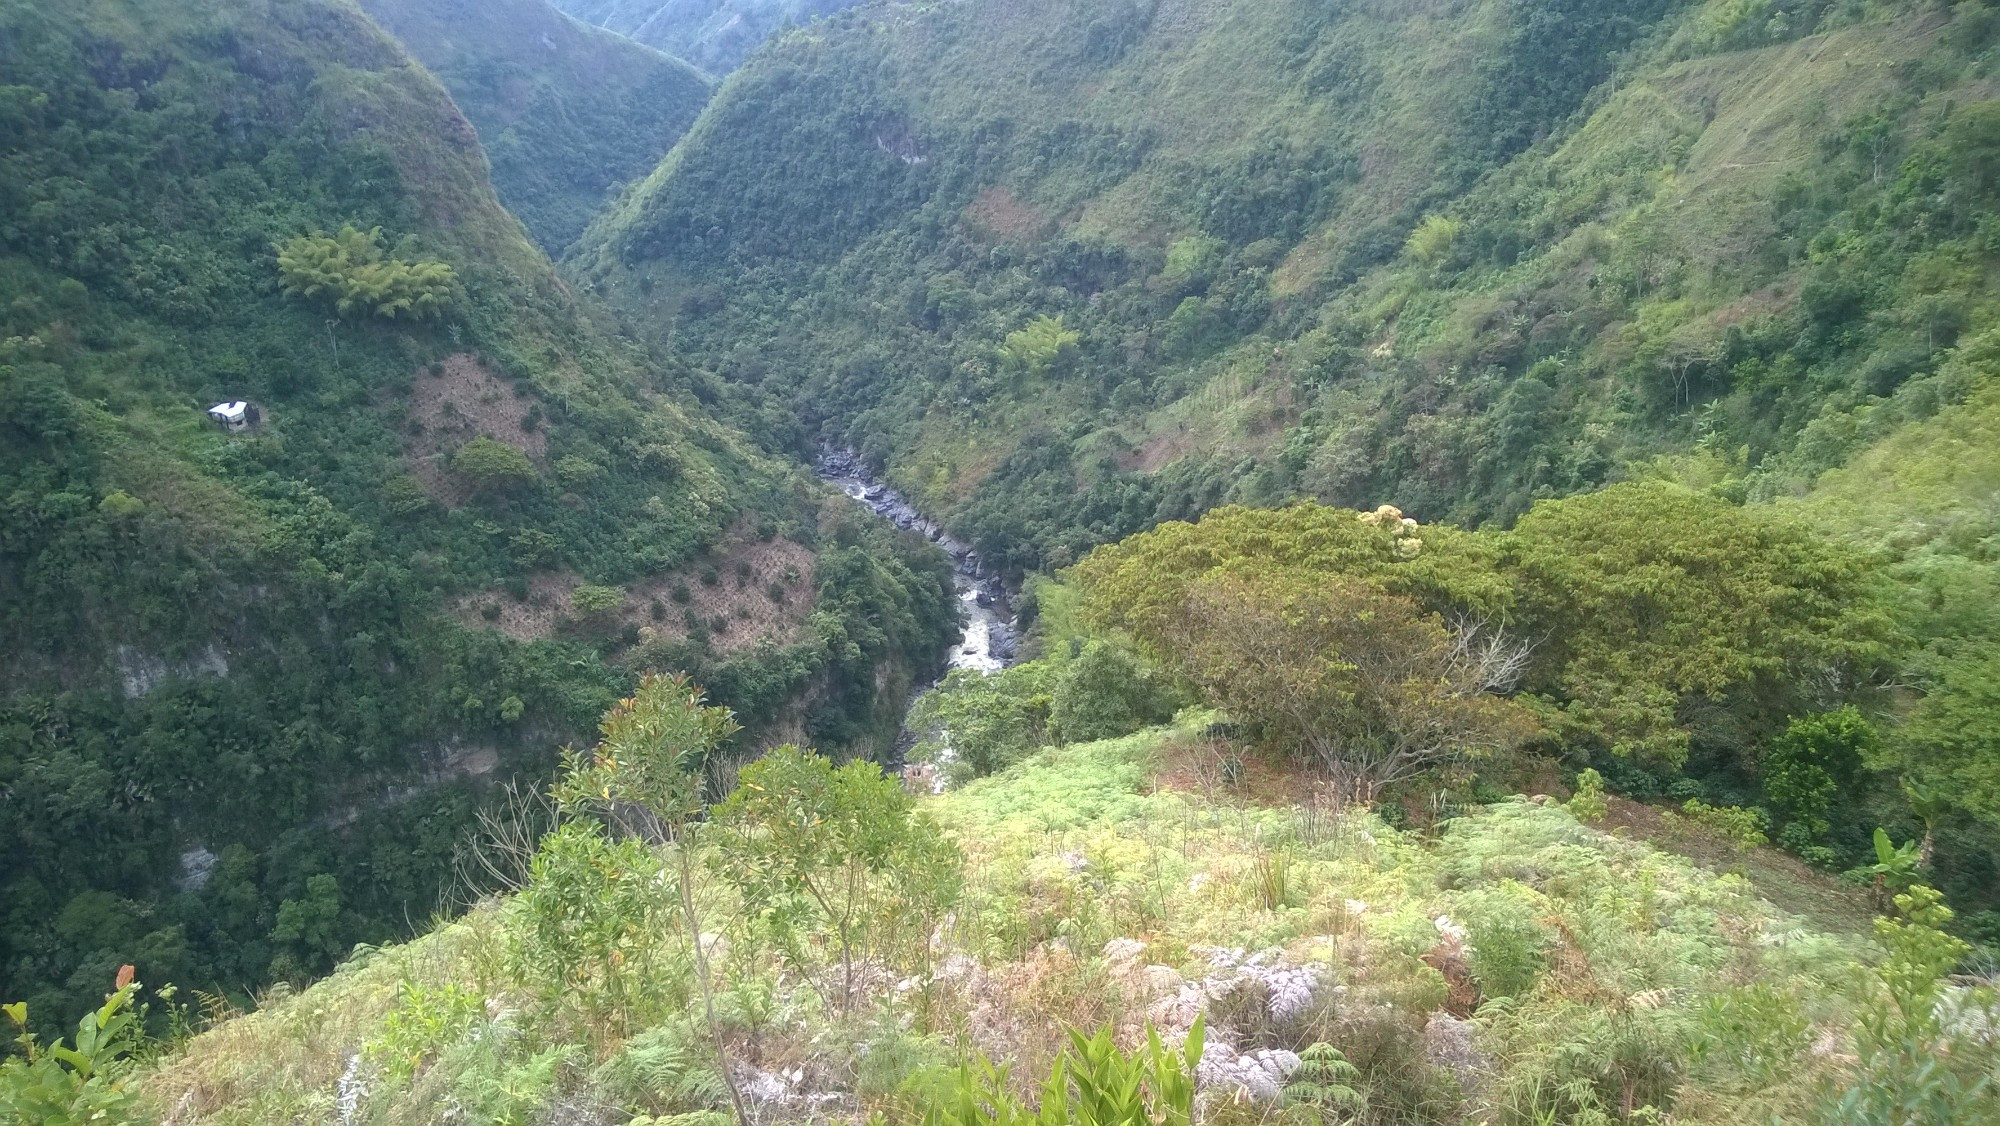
<box><xmin>0</xmin><ymin>0</ymin><xmax>953</xmax><ymax>1028</ymax></box>
<box><xmin>136</xmin><ymin>711</ymin><xmax>1956</xmax><ymax>1123</ymax></box>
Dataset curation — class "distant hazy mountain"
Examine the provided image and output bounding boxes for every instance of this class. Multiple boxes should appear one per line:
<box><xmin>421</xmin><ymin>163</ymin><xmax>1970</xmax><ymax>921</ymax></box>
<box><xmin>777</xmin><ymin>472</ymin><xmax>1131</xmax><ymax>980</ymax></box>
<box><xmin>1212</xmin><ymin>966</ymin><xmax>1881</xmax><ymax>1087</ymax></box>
<box><xmin>359</xmin><ymin>0</ymin><xmax>711</xmax><ymax>252</ymax></box>
<box><xmin>550</xmin><ymin>0</ymin><xmax>863</xmax><ymax>74</ymax></box>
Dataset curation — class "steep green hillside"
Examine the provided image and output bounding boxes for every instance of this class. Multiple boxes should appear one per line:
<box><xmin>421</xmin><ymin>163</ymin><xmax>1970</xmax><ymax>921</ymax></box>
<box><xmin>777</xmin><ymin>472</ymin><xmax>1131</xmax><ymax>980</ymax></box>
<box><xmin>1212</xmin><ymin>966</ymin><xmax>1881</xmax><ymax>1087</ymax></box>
<box><xmin>357</xmin><ymin>0</ymin><xmax>712</xmax><ymax>252</ymax></box>
<box><xmin>557</xmin><ymin>0</ymin><xmax>2000</xmax><ymax>943</ymax></box>
<box><xmin>552</xmin><ymin>0</ymin><xmax>862</xmax><ymax>74</ymax></box>
<box><xmin>0</xmin><ymin>0</ymin><xmax>953</xmax><ymax>1030</ymax></box>
<box><xmin>571</xmin><ymin>0</ymin><xmax>2000</xmax><ymax>570</ymax></box>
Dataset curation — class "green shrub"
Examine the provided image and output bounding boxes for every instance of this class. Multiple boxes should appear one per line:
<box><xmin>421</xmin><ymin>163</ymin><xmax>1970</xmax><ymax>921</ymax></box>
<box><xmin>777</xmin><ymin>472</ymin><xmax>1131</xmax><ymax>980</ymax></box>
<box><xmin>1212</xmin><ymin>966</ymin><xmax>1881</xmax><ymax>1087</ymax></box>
<box><xmin>1568</xmin><ymin>768</ymin><xmax>1608</xmax><ymax>824</ymax></box>
<box><xmin>571</xmin><ymin>584</ymin><xmax>624</xmax><ymax>616</ymax></box>
<box><xmin>996</xmin><ymin>314</ymin><xmax>1080</xmax><ymax>377</ymax></box>
<box><xmin>1467</xmin><ymin>915</ymin><xmax>1546</xmax><ymax>1000</ymax></box>
<box><xmin>710</xmin><ymin>746</ymin><xmax>962</xmax><ymax>1012</ymax></box>
<box><xmin>1282</xmin><ymin>1043</ymin><xmax>1366</xmax><ymax>1119</ymax></box>
<box><xmin>1405</xmin><ymin>214</ymin><xmax>1462</xmax><ymax>266</ymax></box>
<box><xmin>0</xmin><ymin>971</ymin><xmax>147</xmax><ymax>1123</ymax></box>
<box><xmin>1763</xmin><ymin>708</ymin><xmax>1875</xmax><ymax>838</ymax></box>
<box><xmin>1827</xmin><ymin>886</ymin><xmax>1999</xmax><ymax>1120</ymax></box>
<box><xmin>907</xmin><ymin>665</ymin><xmax>1054</xmax><ymax>779</ymax></box>
<box><xmin>908</xmin><ymin>1017</ymin><xmax>1202</xmax><ymax>1126</ymax></box>
<box><xmin>1679</xmin><ymin>800</ymin><xmax>1769</xmax><ymax>853</ymax></box>
<box><xmin>1049</xmin><ymin>640</ymin><xmax>1177</xmax><ymax>745</ymax></box>
<box><xmin>275</xmin><ymin>225</ymin><xmax>454</xmax><ymax>320</ymax></box>
<box><xmin>452</xmin><ymin>437</ymin><xmax>536</xmax><ymax>489</ymax></box>
<box><xmin>364</xmin><ymin>979</ymin><xmax>481</xmax><ymax>1084</ymax></box>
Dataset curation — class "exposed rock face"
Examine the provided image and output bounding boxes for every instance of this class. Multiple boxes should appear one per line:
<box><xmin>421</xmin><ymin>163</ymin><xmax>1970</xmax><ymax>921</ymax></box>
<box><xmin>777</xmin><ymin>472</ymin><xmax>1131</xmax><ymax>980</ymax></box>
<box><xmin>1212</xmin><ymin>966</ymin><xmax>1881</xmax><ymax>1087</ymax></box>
<box><xmin>1424</xmin><ymin>1011</ymin><xmax>1486</xmax><ymax>1094</ymax></box>
<box><xmin>116</xmin><ymin>643</ymin><xmax>229</xmax><ymax>699</ymax></box>
<box><xmin>1102</xmin><ymin>938</ymin><xmax>1340</xmax><ymax>1104</ymax></box>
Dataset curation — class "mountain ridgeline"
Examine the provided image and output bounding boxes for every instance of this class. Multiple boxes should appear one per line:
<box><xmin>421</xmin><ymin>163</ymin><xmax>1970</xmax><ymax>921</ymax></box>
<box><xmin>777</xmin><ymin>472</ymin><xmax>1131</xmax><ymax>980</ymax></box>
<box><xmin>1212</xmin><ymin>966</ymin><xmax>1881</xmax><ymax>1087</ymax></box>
<box><xmin>563</xmin><ymin>0</ymin><xmax>2000</xmax><ymax>927</ymax></box>
<box><xmin>0</xmin><ymin>0</ymin><xmax>953</xmax><ymax>1029</ymax></box>
<box><xmin>573</xmin><ymin>0</ymin><xmax>1998</xmax><ymax>565</ymax></box>
<box><xmin>551</xmin><ymin>0</ymin><xmax>866</xmax><ymax>75</ymax></box>
<box><xmin>355</xmin><ymin>0</ymin><xmax>712</xmax><ymax>252</ymax></box>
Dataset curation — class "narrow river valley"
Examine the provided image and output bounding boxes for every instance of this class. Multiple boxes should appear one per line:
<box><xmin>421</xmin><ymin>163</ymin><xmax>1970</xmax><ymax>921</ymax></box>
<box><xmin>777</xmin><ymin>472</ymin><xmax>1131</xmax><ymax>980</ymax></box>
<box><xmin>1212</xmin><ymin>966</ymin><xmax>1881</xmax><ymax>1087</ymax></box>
<box><xmin>816</xmin><ymin>449</ymin><xmax>1018</xmax><ymax>676</ymax></box>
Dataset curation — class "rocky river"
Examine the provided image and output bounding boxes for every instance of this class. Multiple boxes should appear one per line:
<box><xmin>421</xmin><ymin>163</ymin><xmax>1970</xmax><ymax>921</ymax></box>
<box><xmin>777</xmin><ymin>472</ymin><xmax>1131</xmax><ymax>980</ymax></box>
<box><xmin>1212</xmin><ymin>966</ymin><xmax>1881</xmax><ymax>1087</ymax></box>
<box><xmin>815</xmin><ymin>448</ymin><xmax>1017</xmax><ymax>673</ymax></box>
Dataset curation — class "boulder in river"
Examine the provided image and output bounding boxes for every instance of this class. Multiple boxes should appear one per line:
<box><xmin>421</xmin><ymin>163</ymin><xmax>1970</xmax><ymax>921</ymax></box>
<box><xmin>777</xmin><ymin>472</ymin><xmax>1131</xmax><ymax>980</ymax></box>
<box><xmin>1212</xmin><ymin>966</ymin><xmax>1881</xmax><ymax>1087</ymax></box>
<box><xmin>988</xmin><ymin>623</ymin><xmax>1018</xmax><ymax>661</ymax></box>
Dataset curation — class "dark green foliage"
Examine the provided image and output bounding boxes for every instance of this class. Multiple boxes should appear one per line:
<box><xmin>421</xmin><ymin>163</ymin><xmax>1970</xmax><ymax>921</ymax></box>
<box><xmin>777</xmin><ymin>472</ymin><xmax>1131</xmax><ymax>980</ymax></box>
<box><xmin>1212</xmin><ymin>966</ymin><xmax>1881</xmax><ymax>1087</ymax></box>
<box><xmin>1763</xmin><ymin>708</ymin><xmax>1876</xmax><ymax>838</ymax></box>
<box><xmin>1894</xmin><ymin>644</ymin><xmax>2000</xmax><ymax>831</ymax></box>
<box><xmin>1048</xmin><ymin>640</ymin><xmax>1179</xmax><ymax>745</ymax></box>
<box><xmin>1507</xmin><ymin>484</ymin><xmax>1893</xmax><ymax>768</ymax></box>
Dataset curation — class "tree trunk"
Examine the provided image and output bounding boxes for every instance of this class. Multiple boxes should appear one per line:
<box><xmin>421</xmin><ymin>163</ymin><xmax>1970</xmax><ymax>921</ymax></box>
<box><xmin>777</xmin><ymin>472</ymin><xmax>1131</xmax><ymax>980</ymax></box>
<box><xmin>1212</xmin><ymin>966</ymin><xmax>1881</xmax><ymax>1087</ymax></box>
<box><xmin>677</xmin><ymin>842</ymin><xmax>751</xmax><ymax>1126</ymax></box>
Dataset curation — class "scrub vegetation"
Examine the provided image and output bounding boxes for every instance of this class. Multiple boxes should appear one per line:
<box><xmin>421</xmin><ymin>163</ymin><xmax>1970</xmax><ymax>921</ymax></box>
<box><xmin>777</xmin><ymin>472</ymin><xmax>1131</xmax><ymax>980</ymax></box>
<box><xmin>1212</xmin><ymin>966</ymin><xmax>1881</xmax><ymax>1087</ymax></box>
<box><xmin>9</xmin><ymin>0</ymin><xmax>2000</xmax><ymax>1119</ymax></box>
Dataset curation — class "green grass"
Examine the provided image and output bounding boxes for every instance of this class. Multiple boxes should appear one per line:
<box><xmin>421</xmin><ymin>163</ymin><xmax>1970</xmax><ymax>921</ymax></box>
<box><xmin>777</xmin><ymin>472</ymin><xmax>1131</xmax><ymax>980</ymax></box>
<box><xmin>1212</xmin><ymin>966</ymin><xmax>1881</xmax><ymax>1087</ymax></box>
<box><xmin>141</xmin><ymin>717</ymin><xmax>1891</xmax><ymax>1122</ymax></box>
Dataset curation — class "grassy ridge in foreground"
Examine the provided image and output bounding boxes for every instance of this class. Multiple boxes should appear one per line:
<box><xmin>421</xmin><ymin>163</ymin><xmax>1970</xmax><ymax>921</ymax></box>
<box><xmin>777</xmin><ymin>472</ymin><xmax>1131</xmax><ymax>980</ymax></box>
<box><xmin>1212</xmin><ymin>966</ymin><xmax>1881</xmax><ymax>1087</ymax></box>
<box><xmin>140</xmin><ymin>721</ymin><xmax>1903</xmax><ymax>1123</ymax></box>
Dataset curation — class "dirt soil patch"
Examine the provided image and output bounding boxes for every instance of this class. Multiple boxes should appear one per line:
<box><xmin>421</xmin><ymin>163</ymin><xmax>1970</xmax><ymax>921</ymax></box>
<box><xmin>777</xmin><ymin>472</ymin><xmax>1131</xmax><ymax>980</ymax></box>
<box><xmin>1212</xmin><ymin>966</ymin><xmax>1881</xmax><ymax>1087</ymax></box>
<box><xmin>1119</xmin><ymin>426</ymin><xmax>1198</xmax><ymax>473</ymax></box>
<box><xmin>1147</xmin><ymin>738</ymin><xmax>1331</xmax><ymax>808</ymax></box>
<box><xmin>456</xmin><ymin>571</ymin><xmax>582</xmax><ymax>643</ymax></box>
<box><xmin>625</xmin><ymin>535</ymin><xmax>817</xmax><ymax>655</ymax></box>
<box><xmin>454</xmin><ymin>533</ymin><xmax>817</xmax><ymax>656</ymax></box>
<box><xmin>964</xmin><ymin>186</ymin><xmax>1051</xmax><ymax>243</ymax></box>
<box><xmin>401</xmin><ymin>353</ymin><xmax>548</xmax><ymax>506</ymax></box>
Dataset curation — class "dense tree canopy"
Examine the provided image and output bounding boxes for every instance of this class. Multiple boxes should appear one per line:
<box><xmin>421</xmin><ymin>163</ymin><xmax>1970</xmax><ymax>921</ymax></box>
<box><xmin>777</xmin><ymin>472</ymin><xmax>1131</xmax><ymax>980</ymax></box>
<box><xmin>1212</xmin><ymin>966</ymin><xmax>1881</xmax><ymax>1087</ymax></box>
<box><xmin>1075</xmin><ymin>486</ymin><xmax>1894</xmax><ymax>797</ymax></box>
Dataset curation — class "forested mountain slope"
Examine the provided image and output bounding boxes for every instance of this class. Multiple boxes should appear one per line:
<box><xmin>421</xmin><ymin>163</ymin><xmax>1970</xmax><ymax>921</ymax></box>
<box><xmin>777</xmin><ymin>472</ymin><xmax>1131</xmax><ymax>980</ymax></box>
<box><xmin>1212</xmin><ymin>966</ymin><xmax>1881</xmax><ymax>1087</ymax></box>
<box><xmin>551</xmin><ymin>0</ymin><xmax>863</xmax><ymax>74</ymax></box>
<box><xmin>0</xmin><ymin>0</ymin><xmax>953</xmax><ymax>1030</ymax></box>
<box><xmin>357</xmin><ymin>0</ymin><xmax>712</xmax><ymax>252</ymax></box>
<box><xmin>571</xmin><ymin>0</ymin><xmax>2000</xmax><ymax>570</ymax></box>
